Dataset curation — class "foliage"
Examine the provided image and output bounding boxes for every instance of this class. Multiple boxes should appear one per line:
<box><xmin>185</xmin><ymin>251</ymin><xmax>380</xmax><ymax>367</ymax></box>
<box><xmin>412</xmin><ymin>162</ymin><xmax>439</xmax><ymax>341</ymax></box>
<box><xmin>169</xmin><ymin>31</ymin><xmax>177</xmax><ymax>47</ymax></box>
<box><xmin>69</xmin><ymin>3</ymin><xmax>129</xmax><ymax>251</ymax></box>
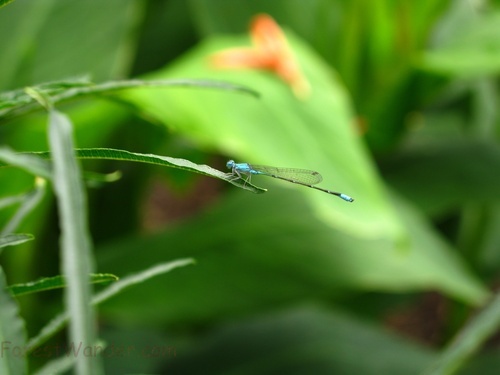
<box><xmin>1</xmin><ymin>0</ymin><xmax>500</xmax><ymax>374</ymax></box>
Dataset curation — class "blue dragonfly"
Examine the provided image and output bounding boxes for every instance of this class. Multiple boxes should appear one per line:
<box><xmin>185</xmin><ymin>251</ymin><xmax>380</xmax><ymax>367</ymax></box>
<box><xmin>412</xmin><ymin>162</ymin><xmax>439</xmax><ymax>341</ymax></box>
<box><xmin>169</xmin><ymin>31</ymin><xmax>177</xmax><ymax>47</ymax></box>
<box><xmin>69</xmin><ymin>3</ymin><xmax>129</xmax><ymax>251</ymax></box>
<box><xmin>226</xmin><ymin>160</ymin><xmax>354</xmax><ymax>202</ymax></box>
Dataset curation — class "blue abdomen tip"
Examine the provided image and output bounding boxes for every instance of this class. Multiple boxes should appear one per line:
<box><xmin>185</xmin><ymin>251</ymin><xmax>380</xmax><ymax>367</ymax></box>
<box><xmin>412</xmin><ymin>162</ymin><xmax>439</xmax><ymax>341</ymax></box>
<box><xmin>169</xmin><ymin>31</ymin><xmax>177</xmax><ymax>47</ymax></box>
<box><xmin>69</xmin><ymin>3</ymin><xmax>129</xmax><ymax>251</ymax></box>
<box><xmin>341</xmin><ymin>194</ymin><xmax>354</xmax><ymax>202</ymax></box>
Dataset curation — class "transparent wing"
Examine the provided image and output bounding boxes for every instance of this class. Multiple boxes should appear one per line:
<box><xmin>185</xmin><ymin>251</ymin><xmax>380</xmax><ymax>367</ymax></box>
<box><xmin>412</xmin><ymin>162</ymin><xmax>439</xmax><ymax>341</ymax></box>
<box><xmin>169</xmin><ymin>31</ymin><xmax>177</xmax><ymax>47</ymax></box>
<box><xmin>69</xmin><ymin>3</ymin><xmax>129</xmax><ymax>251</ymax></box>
<box><xmin>249</xmin><ymin>164</ymin><xmax>323</xmax><ymax>185</ymax></box>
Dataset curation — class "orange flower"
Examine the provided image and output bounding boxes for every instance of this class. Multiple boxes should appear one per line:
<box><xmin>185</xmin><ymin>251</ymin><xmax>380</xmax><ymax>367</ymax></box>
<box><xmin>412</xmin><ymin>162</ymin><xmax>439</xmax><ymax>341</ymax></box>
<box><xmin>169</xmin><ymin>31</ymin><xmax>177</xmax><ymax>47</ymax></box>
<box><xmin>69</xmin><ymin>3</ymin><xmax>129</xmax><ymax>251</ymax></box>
<box><xmin>211</xmin><ymin>14</ymin><xmax>310</xmax><ymax>99</ymax></box>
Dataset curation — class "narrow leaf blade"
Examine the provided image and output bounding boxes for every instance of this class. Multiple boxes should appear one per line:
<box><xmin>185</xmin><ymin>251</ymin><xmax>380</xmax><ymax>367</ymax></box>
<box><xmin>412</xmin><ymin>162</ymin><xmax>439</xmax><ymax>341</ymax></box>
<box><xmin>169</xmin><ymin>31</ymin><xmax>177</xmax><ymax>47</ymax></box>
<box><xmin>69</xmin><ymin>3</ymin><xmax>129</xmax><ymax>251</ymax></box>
<box><xmin>7</xmin><ymin>273</ymin><xmax>119</xmax><ymax>297</ymax></box>
<box><xmin>48</xmin><ymin>109</ymin><xmax>102</xmax><ymax>374</ymax></box>
<box><xmin>0</xmin><ymin>233</ymin><xmax>34</xmax><ymax>249</ymax></box>
<box><xmin>0</xmin><ymin>267</ymin><xmax>27</xmax><ymax>375</ymax></box>
<box><xmin>27</xmin><ymin>259</ymin><xmax>193</xmax><ymax>351</ymax></box>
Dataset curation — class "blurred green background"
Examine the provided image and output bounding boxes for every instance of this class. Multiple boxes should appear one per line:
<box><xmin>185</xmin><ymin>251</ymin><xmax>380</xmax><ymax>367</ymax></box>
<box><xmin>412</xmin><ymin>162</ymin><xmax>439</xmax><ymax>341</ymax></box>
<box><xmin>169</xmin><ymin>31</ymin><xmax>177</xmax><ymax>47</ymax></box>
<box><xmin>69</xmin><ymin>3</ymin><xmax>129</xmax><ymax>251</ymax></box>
<box><xmin>1</xmin><ymin>0</ymin><xmax>500</xmax><ymax>373</ymax></box>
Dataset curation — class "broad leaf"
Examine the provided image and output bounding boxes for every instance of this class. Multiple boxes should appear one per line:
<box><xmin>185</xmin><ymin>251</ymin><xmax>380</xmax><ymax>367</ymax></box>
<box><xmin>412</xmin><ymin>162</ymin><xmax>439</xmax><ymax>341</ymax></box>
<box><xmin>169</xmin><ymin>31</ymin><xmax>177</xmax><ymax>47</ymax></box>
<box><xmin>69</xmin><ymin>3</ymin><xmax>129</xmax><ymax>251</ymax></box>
<box><xmin>96</xmin><ymin>187</ymin><xmax>487</xmax><ymax>325</ymax></box>
<box><xmin>123</xmin><ymin>33</ymin><xmax>403</xmax><ymax>241</ymax></box>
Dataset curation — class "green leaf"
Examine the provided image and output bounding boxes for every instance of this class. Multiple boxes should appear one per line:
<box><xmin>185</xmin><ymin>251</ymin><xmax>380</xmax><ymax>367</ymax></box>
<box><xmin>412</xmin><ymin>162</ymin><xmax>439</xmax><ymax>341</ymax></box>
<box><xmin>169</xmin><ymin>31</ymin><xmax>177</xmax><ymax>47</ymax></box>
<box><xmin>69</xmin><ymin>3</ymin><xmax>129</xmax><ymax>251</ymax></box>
<box><xmin>0</xmin><ymin>148</ymin><xmax>122</xmax><ymax>187</ymax></box>
<box><xmin>27</xmin><ymin>259</ymin><xmax>194</xmax><ymax>351</ymax></box>
<box><xmin>0</xmin><ymin>78</ymin><xmax>259</xmax><ymax>120</ymax></box>
<box><xmin>7</xmin><ymin>273</ymin><xmax>118</xmax><ymax>297</ymax></box>
<box><xmin>0</xmin><ymin>0</ymin><xmax>57</xmax><ymax>89</ymax></box>
<box><xmin>92</xmin><ymin>258</ymin><xmax>195</xmax><ymax>305</ymax></box>
<box><xmin>72</xmin><ymin>147</ymin><xmax>265</xmax><ymax>193</ymax></box>
<box><xmin>381</xmin><ymin>140</ymin><xmax>500</xmax><ymax>216</ymax></box>
<box><xmin>122</xmin><ymin>34</ymin><xmax>402</xmax><ymax>240</ymax></box>
<box><xmin>1</xmin><ymin>178</ymin><xmax>46</xmax><ymax>236</ymax></box>
<box><xmin>0</xmin><ymin>193</ymin><xmax>28</xmax><ymax>210</ymax></box>
<box><xmin>419</xmin><ymin>11</ymin><xmax>500</xmax><ymax>76</ymax></box>
<box><xmin>32</xmin><ymin>340</ymin><xmax>107</xmax><ymax>375</ymax></box>
<box><xmin>0</xmin><ymin>0</ymin><xmax>15</xmax><ymax>10</ymax></box>
<box><xmin>0</xmin><ymin>0</ymin><xmax>135</xmax><ymax>88</ymax></box>
<box><xmin>32</xmin><ymin>352</ymin><xmax>83</xmax><ymax>375</ymax></box>
<box><xmin>82</xmin><ymin>170</ymin><xmax>122</xmax><ymax>188</ymax></box>
<box><xmin>48</xmin><ymin>109</ymin><xmax>102</xmax><ymax>374</ymax></box>
<box><xmin>0</xmin><ymin>233</ymin><xmax>33</xmax><ymax>249</ymax></box>
<box><xmin>95</xmin><ymin>187</ymin><xmax>487</xmax><ymax>326</ymax></box>
<box><xmin>167</xmin><ymin>306</ymin><xmax>435</xmax><ymax>375</ymax></box>
<box><xmin>187</xmin><ymin>0</ymin><xmax>448</xmax><ymax>152</ymax></box>
<box><xmin>0</xmin><ymin>267</ymin><xmax>27</xmax><ymax>375</ymax></box>
<box><xmin>422</xmin><ymin>291</ymin><xmax>500</xmax><ymax>375</ymax></box>
<box><xmin>1</xmin><ymin>148</ymin><xmax>266</xmax><ymax>194</ymax></box>
<box><xmin>0</xmin><ymin>147</ymin><xmax>51</xmax><ymax>179</ymax></box>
